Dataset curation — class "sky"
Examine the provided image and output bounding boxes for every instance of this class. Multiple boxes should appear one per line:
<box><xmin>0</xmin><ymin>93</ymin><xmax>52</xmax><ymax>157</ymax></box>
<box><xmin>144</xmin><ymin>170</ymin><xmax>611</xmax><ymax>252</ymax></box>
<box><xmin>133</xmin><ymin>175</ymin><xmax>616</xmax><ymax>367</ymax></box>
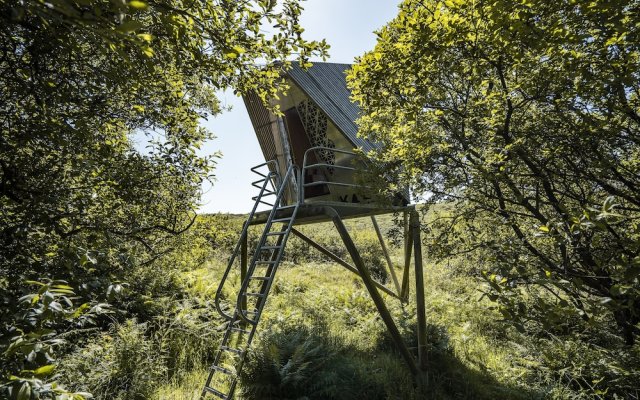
<box><xmin>198</xmin><ymin>0</ymin><xmax>400</xmax><ymax>214</ymax></box>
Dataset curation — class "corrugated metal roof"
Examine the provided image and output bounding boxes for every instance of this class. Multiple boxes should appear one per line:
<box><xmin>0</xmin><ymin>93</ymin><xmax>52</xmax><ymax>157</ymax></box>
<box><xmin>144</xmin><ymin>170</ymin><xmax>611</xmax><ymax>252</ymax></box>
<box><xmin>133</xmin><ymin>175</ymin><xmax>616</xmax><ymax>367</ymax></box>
<box><xmin>243</xmin><ymin>91</ymin><xmax>278</xmax><ymax>162</ymax></box>
<box><xmin>287</xmin><ymin>62</ymin><xmax>376</xmax><ymax>153</ymax></box>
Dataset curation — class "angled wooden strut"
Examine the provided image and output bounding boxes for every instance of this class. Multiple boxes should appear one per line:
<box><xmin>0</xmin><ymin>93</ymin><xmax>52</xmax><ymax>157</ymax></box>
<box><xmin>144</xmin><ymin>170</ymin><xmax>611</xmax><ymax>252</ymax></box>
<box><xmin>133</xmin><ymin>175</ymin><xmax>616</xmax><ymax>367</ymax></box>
<box><xmin>401</xmin><ymin>209</ymin><xmax>413</xmax><ymax>302</ymax></box>
<box><xmin>290</xmin><ymin>228</ymin><xmax>399</xmax><ymax>298</ymax></box>
<box><xmin>370</xmin><ymin>215</ymin><xmax>402</xmax><ymax>295</ymax></box>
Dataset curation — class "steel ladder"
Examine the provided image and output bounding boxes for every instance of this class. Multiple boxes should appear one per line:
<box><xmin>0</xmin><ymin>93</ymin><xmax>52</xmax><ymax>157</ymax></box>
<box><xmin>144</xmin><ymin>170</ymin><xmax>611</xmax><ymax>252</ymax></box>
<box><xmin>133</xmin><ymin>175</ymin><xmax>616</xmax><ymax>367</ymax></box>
<box><xmin>201</xmin><ymin>162</ymin><xmax>300</xmax><ymax>399</ymax></box>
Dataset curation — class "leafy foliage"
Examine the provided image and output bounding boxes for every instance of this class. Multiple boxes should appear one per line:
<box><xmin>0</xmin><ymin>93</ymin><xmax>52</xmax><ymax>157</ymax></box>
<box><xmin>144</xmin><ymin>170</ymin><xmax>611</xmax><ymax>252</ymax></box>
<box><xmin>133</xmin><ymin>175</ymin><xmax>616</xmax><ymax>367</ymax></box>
<box><xmin>1</xmin><ymin>280</ymin><xmax>108</xmax><ymax>399</ymax></box>
<box><xmin>349</xmin><ymin>0</ymin><xmax>640</xmax><ymax>346</ymax></box>
<box><xmin>0</xmin><ymin>0</ymin><xmax>327</xmax><ymax>397</ymax></box>
<box><xmin>239</xmin><ymin>328</ymin><xmax>338</xmax><ymax>400</ymax></box>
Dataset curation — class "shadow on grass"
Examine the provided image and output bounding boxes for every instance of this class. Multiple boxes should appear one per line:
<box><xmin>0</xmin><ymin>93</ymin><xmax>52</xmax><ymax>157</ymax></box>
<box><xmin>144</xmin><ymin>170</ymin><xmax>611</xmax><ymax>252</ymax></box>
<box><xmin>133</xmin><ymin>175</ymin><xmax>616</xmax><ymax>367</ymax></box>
<box><xmin>386</xmin><ymin>317</ymin><xmax>545</xmax><ymax>400</ymax></box>
<box><xmin>232</xmin><ymin>321</ymin><xmax>543</xmax><ymax>400</ymax></box>
<box><xmin>237</xmin><ymin>319</ymin><xmax>543</xmax><ymax>400</ymax></box>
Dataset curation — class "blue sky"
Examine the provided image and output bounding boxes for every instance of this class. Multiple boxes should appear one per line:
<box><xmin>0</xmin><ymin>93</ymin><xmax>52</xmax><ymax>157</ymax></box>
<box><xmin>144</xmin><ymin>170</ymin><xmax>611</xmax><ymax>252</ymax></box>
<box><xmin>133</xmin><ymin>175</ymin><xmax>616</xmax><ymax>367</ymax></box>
<box><xmin>198</xmin><ymin>0</ymin><xmax>400</xmax><ymax>214</ymax></box>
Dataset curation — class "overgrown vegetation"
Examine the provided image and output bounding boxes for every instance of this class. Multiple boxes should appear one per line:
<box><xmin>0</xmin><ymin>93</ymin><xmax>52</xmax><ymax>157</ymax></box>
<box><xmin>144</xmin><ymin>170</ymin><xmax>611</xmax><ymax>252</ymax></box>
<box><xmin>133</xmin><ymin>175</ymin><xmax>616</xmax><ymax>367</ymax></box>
<box><xmin>0</xmin><ymin>0</ymin><xmax>327</xmax><ymax>397</ymax></box>
<box><xmin>99</xmin><ymin>212</ymin><xmax>636</xmax><ymax>400</ymax></box>
<box><xmin>349</xmin><ymin>0</ymin><xmax>640</xmax><ymax>364</ymax></box>
<box><xmin>3</xmin><ymin>0</ymin><xmax>639</xmax><ymax>399</ymax></box>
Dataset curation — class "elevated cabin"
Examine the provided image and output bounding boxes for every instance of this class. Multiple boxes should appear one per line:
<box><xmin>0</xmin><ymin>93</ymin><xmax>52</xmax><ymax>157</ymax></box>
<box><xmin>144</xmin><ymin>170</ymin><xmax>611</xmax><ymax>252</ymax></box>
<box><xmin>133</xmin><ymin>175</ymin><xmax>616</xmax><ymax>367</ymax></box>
<box><xmin>243</xmin><ymin>62</ymin><xmax>403</xmax><ymax>214</ymax></box>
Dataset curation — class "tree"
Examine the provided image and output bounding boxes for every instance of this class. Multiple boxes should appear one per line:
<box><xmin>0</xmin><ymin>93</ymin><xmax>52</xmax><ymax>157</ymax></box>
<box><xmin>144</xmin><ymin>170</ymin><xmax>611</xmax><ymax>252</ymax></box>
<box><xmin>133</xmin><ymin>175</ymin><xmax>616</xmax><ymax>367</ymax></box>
<box><xmin>0</xmin><ymin>0</ymin><xmax>327</xmax><ymax>397</ymax></box>
<box><xmin>348</xmin><ymin>0</ymin><xmax>640</xmax><ymax>344</ymax></box>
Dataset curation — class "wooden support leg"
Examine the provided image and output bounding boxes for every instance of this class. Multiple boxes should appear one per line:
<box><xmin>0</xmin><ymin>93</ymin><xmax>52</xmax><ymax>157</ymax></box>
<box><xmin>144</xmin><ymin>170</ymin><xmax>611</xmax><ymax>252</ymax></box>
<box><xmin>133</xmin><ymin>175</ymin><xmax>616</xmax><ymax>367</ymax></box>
<box><xmin>371</xmin><ymin>215</ymin><xmax>402</xmax><ymax>295</ymax></box>
<box><xmin>401</xmin><ymin>210</ymin><xmax>413</xmax><ymax>302</ymax></box>
<box><xmin>411</xmin><ymin>210</ymin><xmax>428</xmax><ymax>370</ymax></box>
<box><xmin>329</xmin><ymin>209</ymin><xmax>419</xmax><ymax>376</ymax></box>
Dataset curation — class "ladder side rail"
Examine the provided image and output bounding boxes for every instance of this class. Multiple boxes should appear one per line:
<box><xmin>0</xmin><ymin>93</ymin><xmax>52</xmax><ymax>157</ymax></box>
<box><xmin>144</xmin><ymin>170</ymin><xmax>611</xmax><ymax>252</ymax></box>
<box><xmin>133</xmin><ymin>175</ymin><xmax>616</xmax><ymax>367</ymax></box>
<box><xmin>235</xmin><ymin>164</ymin><xmax>297</xmax><ymax>325</ymax></box>
<box><xmin>213</xmin><ymin>169</ymin><xmax>279</xmax><ymax>321</ymax></box>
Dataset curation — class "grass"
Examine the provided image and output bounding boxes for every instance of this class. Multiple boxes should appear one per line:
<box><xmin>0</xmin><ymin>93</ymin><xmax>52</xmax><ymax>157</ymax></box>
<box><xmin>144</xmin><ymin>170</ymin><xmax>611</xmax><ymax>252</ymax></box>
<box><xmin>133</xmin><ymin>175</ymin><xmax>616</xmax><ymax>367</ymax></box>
<box><xmin>150</xmin><ymin>214</ymin><xmax>547</xmax><ymax>399</ymax></box>
<box><xmin>53</xmin><ymin>211</ymin><xmax>636</xmax><ymax>399</ymax></box>
<box><xmin>51</xmin><ymin>210</ymin><xmax>639</xmax><ymax>399</ymax></box>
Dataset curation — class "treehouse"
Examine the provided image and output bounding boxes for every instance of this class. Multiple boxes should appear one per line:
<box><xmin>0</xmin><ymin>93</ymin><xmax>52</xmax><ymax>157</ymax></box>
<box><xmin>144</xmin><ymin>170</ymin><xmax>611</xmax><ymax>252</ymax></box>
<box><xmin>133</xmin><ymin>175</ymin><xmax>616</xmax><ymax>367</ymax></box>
<box><xmin>201</xmin><ymin>62</ymin><xmax>427</xmax><ymax>400</ymax></box>
<box><xmin>243</xmin><ymin>62</ymin><xmax>408</xmax><ymax>216</ymax></box>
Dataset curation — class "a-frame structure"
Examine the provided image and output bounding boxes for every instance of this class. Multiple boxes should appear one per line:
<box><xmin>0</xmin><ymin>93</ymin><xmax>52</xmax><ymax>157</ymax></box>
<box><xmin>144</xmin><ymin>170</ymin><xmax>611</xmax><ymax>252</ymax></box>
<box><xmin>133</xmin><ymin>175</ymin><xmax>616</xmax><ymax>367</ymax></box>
<box><xmin>201</xmin><ymin>62</ymin><xmax>427</xmax><ymax>400</ymax></box>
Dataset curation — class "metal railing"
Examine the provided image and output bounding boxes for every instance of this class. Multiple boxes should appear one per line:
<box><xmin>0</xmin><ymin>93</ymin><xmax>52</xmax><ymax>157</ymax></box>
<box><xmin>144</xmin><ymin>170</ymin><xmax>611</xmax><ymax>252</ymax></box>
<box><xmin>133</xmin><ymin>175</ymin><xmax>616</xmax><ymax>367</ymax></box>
<box><xmin>299</xmin><ymin>146</ymin><xmax>368</xmax><ymax>204</ymax></box>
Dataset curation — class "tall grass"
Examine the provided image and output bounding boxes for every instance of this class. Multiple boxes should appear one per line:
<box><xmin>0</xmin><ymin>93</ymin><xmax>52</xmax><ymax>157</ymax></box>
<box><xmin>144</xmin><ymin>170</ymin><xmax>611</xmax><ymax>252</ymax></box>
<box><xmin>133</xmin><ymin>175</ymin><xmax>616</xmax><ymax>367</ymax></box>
<box><xmin>56</xmin><ymin>212</ymin><xmax>639</xmax><ymax>399</ymax></box>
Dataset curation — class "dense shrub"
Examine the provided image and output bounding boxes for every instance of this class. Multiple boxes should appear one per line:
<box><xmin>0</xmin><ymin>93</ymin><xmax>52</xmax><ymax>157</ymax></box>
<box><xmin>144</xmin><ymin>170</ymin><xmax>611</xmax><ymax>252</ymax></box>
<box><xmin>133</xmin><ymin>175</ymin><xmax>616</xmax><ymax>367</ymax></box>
<box><xmin>60</xmin><ymin>301</ymin><xmax>222</xmax><ymax>400</ymax></box>
<box><xmin>60</xmin><ymin>320</ymin><xmax>166</xmax><ymax>400</ymax></box>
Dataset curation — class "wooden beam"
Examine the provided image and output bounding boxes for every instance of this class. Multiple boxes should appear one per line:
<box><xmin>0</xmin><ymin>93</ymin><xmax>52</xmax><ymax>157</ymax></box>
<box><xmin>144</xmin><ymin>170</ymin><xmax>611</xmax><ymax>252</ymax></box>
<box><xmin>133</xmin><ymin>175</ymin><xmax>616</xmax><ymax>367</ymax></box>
<box><xmin>370</xmin><ymin>216</ymin><xmax>402</xmax><ymax>295</ymax></box>
<box><xmin>290</xmin><ymin>228</ymin><xmax>399</xmax><ymax>299</ymax></box>
<box><xmin>401</xmin><ymin>210</ymin><xmax>413</xmax><ymax>302</ymax></box>
<box><xmin>411</xmin><ymin>210</ymin><xmax>428</xmax><ymax>370</ymax></box>
<box><xmin>328</xmin><ymin>209</ymin><xmax>419</xmax><ymax>376</ymax></box>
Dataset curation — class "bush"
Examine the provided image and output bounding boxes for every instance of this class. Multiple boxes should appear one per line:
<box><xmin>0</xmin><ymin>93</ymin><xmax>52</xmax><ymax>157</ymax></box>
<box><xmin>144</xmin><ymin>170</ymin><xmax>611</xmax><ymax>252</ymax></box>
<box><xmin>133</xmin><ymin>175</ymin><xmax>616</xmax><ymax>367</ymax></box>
<box><xmin>60</xmin><ymin>320</ymin><xmax>166</xmax><ymax>400</ymax></box>
<box><xmin>152</xmin><ymin>299</ymin><xmax>222</xmax><ymax>377</ymax></box>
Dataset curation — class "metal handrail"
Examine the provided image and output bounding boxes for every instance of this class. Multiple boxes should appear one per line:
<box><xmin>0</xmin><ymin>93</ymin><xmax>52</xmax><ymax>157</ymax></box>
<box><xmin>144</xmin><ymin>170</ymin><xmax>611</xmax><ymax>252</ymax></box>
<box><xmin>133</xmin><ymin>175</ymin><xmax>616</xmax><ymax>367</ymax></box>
<box><xmin>236</xmin><ymin>163</ymin><xmax>299</xmax><ymax>325</ymax></box>
<box><xmin>300</xmin><ymin>146</ymin><xmax>366</xmax><ymax>204</ymax></box>
<box><xmin>250</xmin><ymin>160</ymin><xmax>278</xmax><ymax>179</ymax></box>
<box><xmin>213</xmin><ymin>163</ymin><xmax>279</xmax><ymax>321</ymax></box>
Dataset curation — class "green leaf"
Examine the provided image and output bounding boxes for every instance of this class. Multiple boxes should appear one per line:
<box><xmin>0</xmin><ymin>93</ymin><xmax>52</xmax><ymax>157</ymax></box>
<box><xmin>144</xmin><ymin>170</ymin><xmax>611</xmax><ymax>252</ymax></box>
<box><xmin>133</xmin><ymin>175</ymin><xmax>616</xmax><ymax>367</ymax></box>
<box><xmin>128</xmin><ymin>1</ymin><xmax>148</xmax><ymax>10</ymax></box>
<box><xmin>34</xmin><ymin>364</ymin><xmax>56</xmax><ymax>376</ymax></box>
<box><xmin>142</xmin><ymin>46</ymin><xmax>154</xmax><ymax>57</ymax></box>
<box><xmin>24</xmin><ymin>280</ymin><xmax>45</xmax><ymax>286</ymax></box>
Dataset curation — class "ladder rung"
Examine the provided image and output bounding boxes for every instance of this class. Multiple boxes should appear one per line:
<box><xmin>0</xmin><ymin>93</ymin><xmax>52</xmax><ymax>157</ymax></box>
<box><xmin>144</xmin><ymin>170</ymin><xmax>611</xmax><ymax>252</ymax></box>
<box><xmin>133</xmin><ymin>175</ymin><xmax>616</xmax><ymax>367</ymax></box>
<box><xmin>250</xmin><ymin>276</ymin><xmax>269</xmax><ymax>281</ymax></box>
<box><xmin>271</xmin><ymin>217</ymin><xmax>291</xmax><ymax>223</ymax></box>
<box><xmin>210</xmin><ymin>365</ymin><xmax>234</xmax><ymax>376</ymax></box>
<box><xmin>203</xmin><ymin>386</ymin><xmax>228</xmax><ymax>399</ymax></box>
<box><xmin>266</xmin><ymin>231</ymin><xmax>286</xmax><ymax>236</ymax></box>
<box><xmin>260</xmin><ymin>245</ymin><xmax>282</xmax><ymax>250</ymax></box>
<box><xmin>251</xmin><ymin>178</ymin><xmax>267</xmax><ymax>186</ymax></box>
<box><xmin>244</xmin><ymin>292</ymin><xmax>265</xmax><ymax>298</ymax></box>
<box><xmin>221</xmin><ymin>345</ymin><xmax>245</xmax><ymax>355</ymax></box>
<box><xmin>255</xmin><ymin>260</ymin><xmax>277</xmax><ymax>264</ymax></box>
<box><xmin>230</xmin><ymin>327</ymin><xmax>251</xmax><ymax>334</ymax></box>
<box><xmin>251</xmin><ymin>192</ymin><xmax>275</xmax><ymax>200</ymax></box>
<box><xmin>277</xmin><ymin>205</ymin><xmax>296</xmax><ymax>210</ymax></box>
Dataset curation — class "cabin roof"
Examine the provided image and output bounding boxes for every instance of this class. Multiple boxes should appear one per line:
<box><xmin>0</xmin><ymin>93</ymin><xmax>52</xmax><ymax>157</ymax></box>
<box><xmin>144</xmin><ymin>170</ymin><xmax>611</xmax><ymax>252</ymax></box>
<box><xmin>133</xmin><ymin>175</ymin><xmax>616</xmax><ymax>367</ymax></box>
<box><xmin>287</xmin><ymin>62</ymin><xmax>376</xmax><ymax>153</ymax></box>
